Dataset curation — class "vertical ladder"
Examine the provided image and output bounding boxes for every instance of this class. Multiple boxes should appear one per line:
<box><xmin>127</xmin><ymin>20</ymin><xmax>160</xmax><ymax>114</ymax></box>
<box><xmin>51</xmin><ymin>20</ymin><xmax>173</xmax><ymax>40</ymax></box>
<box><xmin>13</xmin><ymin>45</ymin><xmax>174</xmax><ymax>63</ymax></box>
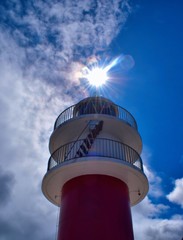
<box><xmin>75</xmin><ymin>120</ymin><xmax>103</xmax><ymax>158</ymax></box>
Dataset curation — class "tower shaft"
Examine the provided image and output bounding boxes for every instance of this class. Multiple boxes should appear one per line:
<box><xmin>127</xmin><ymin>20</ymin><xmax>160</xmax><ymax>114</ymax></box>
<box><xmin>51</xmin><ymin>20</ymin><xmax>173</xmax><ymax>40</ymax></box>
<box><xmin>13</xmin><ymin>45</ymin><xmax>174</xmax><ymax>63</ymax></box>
<box><xmin>57</xmin><ymin>175</ymin><xmax>134</xmax><ymax>240</ymax></box>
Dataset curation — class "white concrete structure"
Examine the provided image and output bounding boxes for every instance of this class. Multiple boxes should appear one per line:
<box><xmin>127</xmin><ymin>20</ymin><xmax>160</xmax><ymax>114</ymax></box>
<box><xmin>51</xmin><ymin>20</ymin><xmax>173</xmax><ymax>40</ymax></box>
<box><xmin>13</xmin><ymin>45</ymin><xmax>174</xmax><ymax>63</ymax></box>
<box><xmin>42</xmin><ymin>96</ymin><xmax>149</xmax><ymax>206</ymax></box>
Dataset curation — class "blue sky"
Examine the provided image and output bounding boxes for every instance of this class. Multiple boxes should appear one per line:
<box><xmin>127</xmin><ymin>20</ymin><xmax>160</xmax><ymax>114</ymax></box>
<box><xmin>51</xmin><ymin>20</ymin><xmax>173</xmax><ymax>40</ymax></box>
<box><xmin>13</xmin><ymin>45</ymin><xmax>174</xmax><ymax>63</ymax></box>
<box><xmin>0</xmin><ymin>0</ymin><xmax>183</xmax><ymax>239</ymax></box>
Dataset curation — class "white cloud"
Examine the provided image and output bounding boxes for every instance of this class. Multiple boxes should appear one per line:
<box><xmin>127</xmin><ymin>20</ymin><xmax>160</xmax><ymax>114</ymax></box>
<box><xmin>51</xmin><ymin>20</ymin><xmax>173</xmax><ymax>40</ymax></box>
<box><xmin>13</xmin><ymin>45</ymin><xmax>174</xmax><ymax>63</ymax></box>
<box><xmin>0</xmin><ymin>29</ymin><xmax>62</xmax><ymax>240</ymax></box>
<box><xmin>167</xmin><ymin>178</ymin><xmax>183</xmax><ymax>208</ymax></box>
<box><xmin>132</xmin><ymin>148</ymin><xmax>183</xmax><ymax>240</ymax></box>
<box><xmin>141</xmin><ymin>147</ymin><xmax>163</xmax><ymax>198</ymax></box>
<box><xmin>143</xmin><ymin>165</ymin><xmax>163</xmax><ymax>198</ymax></box>
<box><xmin>132</xmin><ymin>194</ymin><xmax>182</xmax><ymax>240</ymax></box>
<box><xmin>132</xmin><ymin>197</ymin><xmax>169</xmax><ymax>218</ymax></box>
<box><xmin>132</xmin><ymin>213</ymin><xmax>183</xmax><ymax>240</ymax></box>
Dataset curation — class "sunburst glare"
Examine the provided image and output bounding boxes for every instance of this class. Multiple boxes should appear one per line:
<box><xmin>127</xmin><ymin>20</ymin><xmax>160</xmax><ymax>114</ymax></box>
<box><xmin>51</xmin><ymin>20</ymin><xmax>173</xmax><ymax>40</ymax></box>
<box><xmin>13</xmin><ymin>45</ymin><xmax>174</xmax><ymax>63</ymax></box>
<box><xmin>82</xmin><ymin>56</ymin><xmax>121</xmax><ymax>88</ymax></box>
<box><xmin>84</xmin><ymin>67</ymin><xmax>108</xmax><ymax>87</ymax></box>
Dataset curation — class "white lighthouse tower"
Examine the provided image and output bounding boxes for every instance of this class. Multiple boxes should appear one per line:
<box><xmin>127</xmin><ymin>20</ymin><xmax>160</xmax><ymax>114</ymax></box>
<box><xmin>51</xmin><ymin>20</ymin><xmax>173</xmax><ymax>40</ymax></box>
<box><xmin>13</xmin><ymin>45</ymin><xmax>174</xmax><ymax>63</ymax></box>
<box><xmin>42</xmin><ymin>95</ymin><xmax>148</xmax><ymax>240</ymax></box>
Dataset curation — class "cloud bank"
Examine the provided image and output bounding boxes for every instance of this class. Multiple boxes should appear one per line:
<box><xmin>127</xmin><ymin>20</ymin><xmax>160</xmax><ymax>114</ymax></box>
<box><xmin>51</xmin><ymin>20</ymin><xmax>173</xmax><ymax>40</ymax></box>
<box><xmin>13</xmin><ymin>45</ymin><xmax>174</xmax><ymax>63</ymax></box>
<box><xmin>0</xmin><ymin>0</ymin><xmax>131</xmax><ymax>85</ymax></box>
<box><xmin>0</xmin><ymin>0</ymin><xmax>131</xmax><ymax>239</ymax></box>
<box><xmin>167</xmin><ymin>178</ymin><xmax>183</xmax><ymax>208</ymax></box>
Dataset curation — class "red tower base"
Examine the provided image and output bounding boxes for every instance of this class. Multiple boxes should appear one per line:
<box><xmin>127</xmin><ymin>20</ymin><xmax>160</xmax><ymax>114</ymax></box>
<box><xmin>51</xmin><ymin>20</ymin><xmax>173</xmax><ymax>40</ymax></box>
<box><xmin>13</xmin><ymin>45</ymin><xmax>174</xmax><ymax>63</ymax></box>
<box><xmin>57</xmin><ymin>175</ymin><xmax>134</xmax><ymax>240</ymax></box>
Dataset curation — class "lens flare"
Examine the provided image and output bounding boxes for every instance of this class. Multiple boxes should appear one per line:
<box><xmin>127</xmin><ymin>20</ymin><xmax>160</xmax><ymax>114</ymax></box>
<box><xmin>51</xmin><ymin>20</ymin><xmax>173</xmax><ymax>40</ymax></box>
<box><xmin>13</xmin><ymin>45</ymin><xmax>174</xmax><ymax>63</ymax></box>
<box><xmin>85</xmin><ymin>67</ymin><xmax>108</xmax><ymax>87</ymax></box>
<box><xmin>82</xmin><ymin>56</ymin><xmax>123</xmax><ymax>88</ymax></box>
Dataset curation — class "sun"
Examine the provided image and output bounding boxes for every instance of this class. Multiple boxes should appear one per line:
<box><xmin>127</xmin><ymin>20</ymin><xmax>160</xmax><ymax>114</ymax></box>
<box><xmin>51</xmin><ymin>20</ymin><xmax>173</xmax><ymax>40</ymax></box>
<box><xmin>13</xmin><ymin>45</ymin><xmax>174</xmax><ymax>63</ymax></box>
<box><xmin>82</xmin><ymin>56</ymin><xmax>121</xmax><ymax>88</ymax></box>
<box><xmin>82</xmin><ymin>65</ymin><xmax>108</xmax><ymax>88</ymax></box>
<box><xmin>86</xmin><ymin>67</ymin><xmax>108</xmax><ymax>87</ymax></box>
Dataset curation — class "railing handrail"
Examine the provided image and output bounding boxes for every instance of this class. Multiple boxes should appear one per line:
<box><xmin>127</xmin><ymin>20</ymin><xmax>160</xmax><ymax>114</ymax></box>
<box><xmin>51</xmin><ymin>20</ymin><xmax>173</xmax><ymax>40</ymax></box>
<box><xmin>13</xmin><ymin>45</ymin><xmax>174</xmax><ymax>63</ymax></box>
<box><xmin>54</xmin><ymin>103</ymin><xmax>137</xmax><ymax>130</ymax></box>
<box><xmin>47</xmin><ymin>138</ymin><xmax>143</xmax><ymax>172</ymax></box>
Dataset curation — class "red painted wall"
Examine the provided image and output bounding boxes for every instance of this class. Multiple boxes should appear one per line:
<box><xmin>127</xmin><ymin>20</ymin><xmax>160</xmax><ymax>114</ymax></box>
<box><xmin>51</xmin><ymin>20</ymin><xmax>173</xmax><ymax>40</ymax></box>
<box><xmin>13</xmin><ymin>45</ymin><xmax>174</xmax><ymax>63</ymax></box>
<box><xmin>57</xmin><ymin>175</ymin><xmax>134</xmax><ymax>240</ymax></box>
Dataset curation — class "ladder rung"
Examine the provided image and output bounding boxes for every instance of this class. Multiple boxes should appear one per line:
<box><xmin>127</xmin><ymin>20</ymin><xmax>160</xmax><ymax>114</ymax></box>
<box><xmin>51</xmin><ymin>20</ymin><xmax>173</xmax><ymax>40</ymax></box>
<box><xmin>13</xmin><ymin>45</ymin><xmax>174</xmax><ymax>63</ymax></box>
<box><xmin>83</xmin><ymin>138</ymin><xmax>91</xmax><ymax>148</ymax></box>
<box><xmin>80</xmin><ymin>144</ymin><xmax>88</xmax><ymax>154</ymax></box>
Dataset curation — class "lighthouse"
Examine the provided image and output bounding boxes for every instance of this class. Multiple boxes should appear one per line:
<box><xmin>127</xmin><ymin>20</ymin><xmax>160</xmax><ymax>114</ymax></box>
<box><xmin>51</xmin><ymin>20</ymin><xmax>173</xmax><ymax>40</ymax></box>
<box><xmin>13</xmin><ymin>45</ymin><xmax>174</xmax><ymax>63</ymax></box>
<box><xmin>42</xmin><ymin>95</ymin><xmax>149</xmax><ymax>240</ymax></box>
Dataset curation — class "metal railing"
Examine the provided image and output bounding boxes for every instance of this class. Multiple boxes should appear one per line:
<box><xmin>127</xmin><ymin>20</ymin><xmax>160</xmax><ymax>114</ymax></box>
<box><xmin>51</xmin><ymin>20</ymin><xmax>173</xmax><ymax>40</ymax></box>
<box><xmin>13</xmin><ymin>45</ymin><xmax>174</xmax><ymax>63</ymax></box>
<box><xmin>54</xmin><ymin>103</ymin><xmax>137</xmax><ymax>130</ymax></box>
<box><xmin>47</xmin><ymin>138</ymin><xmax>143</xmax><ymax>172</ymax></box>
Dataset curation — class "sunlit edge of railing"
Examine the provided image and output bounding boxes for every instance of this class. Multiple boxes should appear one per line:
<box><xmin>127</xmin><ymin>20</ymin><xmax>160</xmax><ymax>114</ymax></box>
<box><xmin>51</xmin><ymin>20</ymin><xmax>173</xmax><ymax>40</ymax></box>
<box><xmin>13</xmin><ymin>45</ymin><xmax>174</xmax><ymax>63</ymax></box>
<box><xmin>54</xmin><ymin>104</ymin><xmax>137</xmax><ymax>130</ymax></box>
<box><xmin>47</xmin><ymin>138</ymin><xmax>143</xmax><ymax>172</ymax></box>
